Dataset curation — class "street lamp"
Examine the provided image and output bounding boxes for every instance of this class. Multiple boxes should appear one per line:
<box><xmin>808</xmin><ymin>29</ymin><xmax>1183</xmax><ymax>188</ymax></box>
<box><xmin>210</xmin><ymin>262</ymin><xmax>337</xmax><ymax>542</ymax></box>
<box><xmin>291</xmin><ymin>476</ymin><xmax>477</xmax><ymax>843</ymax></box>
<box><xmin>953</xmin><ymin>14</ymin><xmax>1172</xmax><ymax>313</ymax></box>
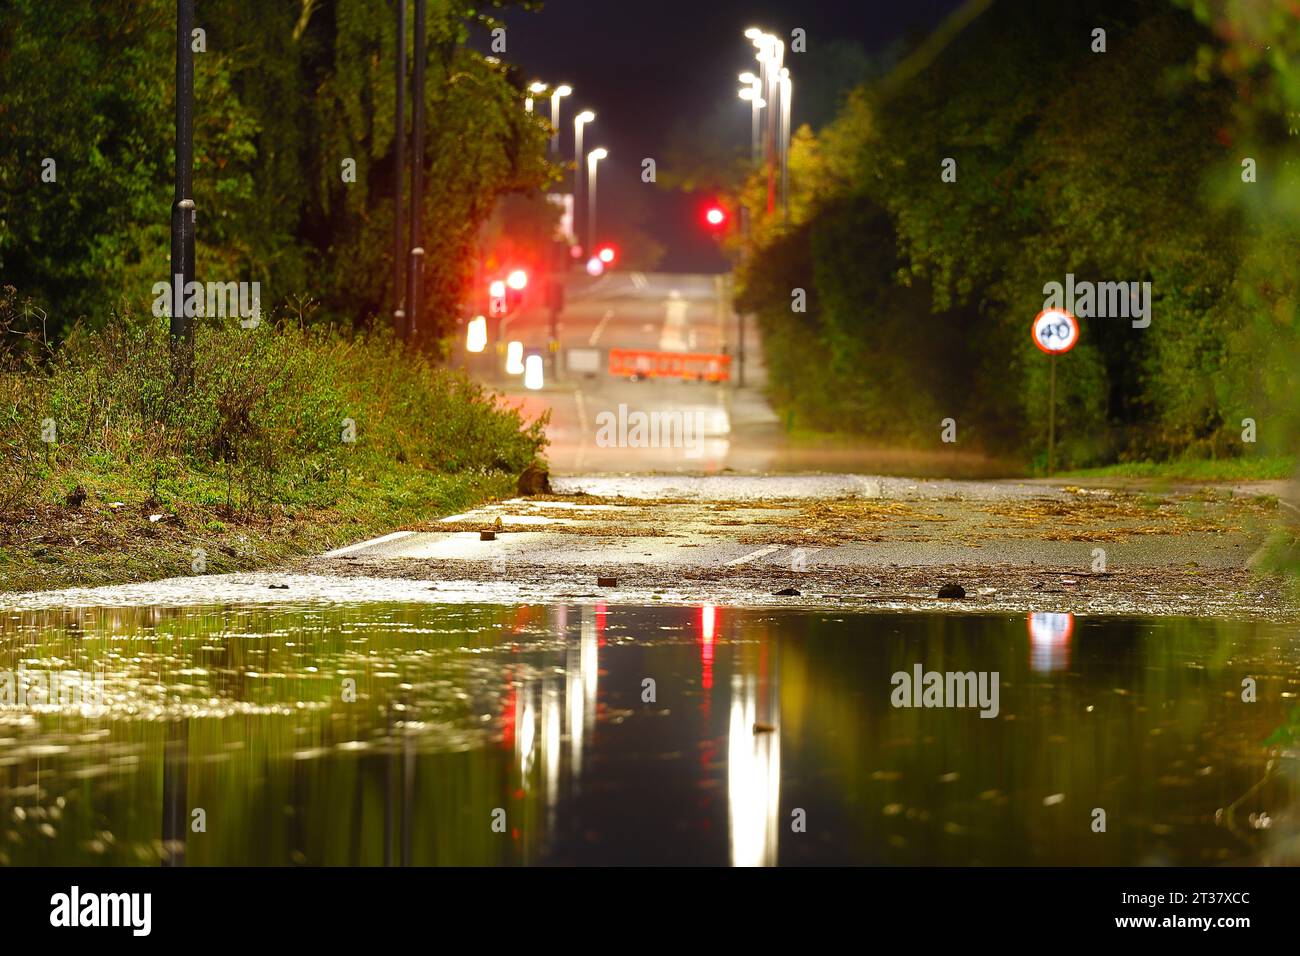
<box><xmin>738</xmin><ymin>81</ymin><xmax>764</xmax><ymax>164</ymax></box>
<box><xmin>779</xmin><ymin>67</ymin><xmax>792</xmax><ymax>220</ymax></box>
<box><xmin>549</xmin><ymin>84</ymin><xmax>572</xmax><ymax>156</ymax></box>
<box><xmin>586</xmin><ymin>147</ymin><xmax>607</xmax><ymax>254</ymax></box>
<box><xmin>525</xmin><ymin>81</ymin><xmax>546</xmax><ymax>113</ymax></box>
<box><xmin>750</xmin><ymin>32</ymin><xmax>783</xmax><ymax>216</ymax></box>
<box><xmin>574</xmin><ymin>109</ymin><xmax>595</xmax><ymax>245</ymax></box>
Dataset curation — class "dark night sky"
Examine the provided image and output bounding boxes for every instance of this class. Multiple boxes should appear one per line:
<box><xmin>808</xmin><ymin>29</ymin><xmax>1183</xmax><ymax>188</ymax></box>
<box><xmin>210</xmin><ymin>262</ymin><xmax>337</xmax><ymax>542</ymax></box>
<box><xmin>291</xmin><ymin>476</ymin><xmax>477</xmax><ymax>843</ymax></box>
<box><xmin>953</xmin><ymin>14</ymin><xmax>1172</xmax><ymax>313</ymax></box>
<box><xmin>474</xmin><ymin>0</ymin><xmax>966</xmax><ymax>271</ymax></box>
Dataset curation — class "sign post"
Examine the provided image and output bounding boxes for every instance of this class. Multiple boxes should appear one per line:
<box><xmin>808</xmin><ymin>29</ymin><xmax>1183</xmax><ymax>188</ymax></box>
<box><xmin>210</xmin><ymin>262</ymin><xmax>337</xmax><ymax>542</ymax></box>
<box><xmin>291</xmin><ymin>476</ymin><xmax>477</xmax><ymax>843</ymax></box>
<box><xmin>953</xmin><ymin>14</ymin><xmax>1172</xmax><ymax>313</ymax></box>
<box><xmin>1032</xmin><ymin>308</ymin><xmax>1079</xmax><ymax>476</ymax></box>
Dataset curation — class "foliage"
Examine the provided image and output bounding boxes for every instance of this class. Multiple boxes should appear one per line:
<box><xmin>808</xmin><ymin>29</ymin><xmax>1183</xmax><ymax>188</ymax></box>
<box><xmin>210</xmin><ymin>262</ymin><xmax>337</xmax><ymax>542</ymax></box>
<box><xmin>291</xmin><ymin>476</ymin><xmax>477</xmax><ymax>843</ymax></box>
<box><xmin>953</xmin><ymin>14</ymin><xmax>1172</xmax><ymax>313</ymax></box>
<box><xmin>736</xmin><ymin>0</ymin><xmax>1300</xmax><ymax>471</ymax></box>
<box><xmin>0</xmin><ymin>0</ymin><xmax>554</xmax><ymax>342</ymax></box>
<box><xmin>0</xmin><ymin>288</ymin><xmax>547</xmax><ymax>522</ymax></box>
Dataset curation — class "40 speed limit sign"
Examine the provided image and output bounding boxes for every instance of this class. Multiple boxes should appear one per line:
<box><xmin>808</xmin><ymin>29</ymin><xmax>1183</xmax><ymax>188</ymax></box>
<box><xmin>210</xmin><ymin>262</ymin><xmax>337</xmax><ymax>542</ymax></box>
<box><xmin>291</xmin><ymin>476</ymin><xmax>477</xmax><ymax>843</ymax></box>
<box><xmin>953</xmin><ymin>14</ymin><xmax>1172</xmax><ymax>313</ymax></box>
<box><xmin>1032</xmin><ymin>308</ymin><xmax>1079</xmax><ymax>354</ymax></box>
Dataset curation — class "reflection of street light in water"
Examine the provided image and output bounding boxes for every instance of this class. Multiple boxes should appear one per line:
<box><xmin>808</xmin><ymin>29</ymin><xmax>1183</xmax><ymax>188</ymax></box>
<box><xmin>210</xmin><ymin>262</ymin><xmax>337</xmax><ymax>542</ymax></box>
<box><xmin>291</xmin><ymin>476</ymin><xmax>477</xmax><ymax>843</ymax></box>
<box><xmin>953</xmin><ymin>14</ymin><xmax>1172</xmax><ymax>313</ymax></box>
<box><xmin>544</xmin><ymin>681</ymin><xmax>561</xmax><ymax>815</ymax></box>
<box><xmin>1028</xmin><ymin>612</ymin><xmax>1074</xmax><ymax>672</ymax></box>
<box><xmin>517</xmin><ymin>681</ymin><xmax>536</xmax><ymax>784</ymax></box>
<box><xmin>728</xmin><ymin>672</ymin><xmax>780</xmax><ymax>867</ymax></box>
<box><xmin>566</xmin><ymin>607</ymin><xmax>599</xmax><ymax>781</ymax></box>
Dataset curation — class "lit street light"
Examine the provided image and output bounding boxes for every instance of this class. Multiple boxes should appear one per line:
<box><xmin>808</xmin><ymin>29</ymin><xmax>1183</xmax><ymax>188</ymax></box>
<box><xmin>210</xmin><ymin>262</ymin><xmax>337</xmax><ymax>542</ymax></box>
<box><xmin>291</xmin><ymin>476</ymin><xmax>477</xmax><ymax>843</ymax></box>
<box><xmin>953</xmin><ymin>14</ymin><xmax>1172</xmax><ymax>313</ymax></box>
<box><xmin>549</xmin><ymin>84</ymin><xmax>572</xmax><ymax>156</ymax></box>
<box><xmin>738</xmin><ymin>79</ymin><xmax>764</xmax><ymax>164</ymax></box>
<box><xmin>586</xmin><ymin>146</ymin><xmax>608</xmax><ymax>255</ymax></box>
<box><xmin>573</xmin><ymin>109</ymin><xmax>595</xmax><ymax>246</ymax></box>
<box><xmin>525</xmin><ymin>81</ymin><xmax>546</xmax><ymax>113</ymax></box>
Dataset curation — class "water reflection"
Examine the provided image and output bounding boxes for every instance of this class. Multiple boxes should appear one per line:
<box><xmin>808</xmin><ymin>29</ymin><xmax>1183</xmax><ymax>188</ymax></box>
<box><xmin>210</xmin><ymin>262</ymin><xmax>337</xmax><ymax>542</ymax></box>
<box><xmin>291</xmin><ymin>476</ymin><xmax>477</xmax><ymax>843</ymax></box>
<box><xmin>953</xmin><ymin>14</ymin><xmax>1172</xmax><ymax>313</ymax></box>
<box><xmin>0</xmin><ymin>604</ymin><xmax>1297</xmax><ymax>866</ymax></box>
<box><xmin>1027</xmin><ymin>612</ymin><xmax>1073</xmax><ymax>673</ymax></box>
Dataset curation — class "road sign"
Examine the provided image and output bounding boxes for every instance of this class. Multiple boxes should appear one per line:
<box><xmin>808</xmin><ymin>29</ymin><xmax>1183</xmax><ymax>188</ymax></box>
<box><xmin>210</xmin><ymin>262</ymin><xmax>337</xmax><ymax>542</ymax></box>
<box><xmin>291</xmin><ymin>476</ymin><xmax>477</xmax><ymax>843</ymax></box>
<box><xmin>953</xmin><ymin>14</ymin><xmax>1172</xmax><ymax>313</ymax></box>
<box><xmin>1032</xmin><ymin>308</ymin><xmax>1079</xmax><ymax>354</ymax></box>
<box><xmin>1032</xmin><ymin>308</ymin><xmax>1078</xmax><ymax>478</ymax></box>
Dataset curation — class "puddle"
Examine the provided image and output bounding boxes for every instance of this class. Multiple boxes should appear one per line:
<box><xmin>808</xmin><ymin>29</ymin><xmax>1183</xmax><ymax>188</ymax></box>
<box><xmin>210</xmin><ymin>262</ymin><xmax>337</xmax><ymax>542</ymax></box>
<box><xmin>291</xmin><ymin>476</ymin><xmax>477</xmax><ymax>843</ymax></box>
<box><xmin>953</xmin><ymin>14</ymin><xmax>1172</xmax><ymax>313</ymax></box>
<box><xmin>1</xmin><ymin>602</ymin><xmax>1297</xmax><ymax>865</ymax></box>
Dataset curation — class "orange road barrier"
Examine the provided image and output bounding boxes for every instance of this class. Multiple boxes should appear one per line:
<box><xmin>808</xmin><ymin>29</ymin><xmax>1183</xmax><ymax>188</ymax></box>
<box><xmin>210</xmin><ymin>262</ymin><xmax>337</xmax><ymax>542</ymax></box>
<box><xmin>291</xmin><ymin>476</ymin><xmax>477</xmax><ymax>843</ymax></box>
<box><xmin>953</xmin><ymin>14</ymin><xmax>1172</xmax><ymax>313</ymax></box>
<box><xmin>608</xmin><ymin>348</ymin><xmax>732</xmax><ymax>382</ymax></box>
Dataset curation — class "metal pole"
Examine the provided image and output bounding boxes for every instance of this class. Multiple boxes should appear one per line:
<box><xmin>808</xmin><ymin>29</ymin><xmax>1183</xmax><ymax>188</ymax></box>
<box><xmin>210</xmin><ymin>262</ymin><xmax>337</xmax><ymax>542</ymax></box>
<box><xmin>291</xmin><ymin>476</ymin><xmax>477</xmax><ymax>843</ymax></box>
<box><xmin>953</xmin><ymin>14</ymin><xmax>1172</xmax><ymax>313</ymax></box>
<box><xmin>587</xmin><ymin>160</ymin><xmax>597</xmax><ymax>253</ymax></box>
<box><xmin>406</xmin><ymin>0</ymin><xmax>426</xmax><ymax>339</ymax></box>
<box><xmin>574</xmin><ymin>123</ymin><xmax>584</xmax><ymax>248</ymax></box>
<box><xmin>392</xmin><ymin>0</ymin><xmax>406</xmax><ymax>336</ymax></box>
<box><xmin>780</xmin><ymin>78</ymin><xmax>791</xmax><ymax>222</ymax></box>
<box><xmin>738</xmin><ymin>307</ymin><xmax>746</xmax><ymax>387</ymax></box>
<box><xmin>171</xmin><ymin>0</ymin><xmax>195</xmax><ymax>367</ymax></box>
<box><xmin>1048</xmin><ymin>355</ymin><xmax>1056</xmax><ymax>476</ymax></box>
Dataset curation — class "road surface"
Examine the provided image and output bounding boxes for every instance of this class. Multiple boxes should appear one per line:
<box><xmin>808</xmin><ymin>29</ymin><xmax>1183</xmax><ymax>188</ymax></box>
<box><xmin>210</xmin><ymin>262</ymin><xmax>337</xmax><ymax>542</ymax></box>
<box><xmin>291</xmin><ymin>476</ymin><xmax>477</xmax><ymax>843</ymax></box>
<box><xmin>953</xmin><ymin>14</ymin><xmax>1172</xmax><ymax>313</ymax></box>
<box><xmin>475</xmin><ymin>270</ymin><xmax>1012</xmax><ymax>476</ymax></box>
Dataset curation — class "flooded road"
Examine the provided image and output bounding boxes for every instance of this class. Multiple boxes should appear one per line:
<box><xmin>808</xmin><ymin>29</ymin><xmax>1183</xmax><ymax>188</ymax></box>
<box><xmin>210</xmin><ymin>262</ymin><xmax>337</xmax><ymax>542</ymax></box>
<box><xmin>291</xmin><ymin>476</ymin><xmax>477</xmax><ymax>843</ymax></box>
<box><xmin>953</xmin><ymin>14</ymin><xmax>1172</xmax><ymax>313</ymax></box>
<box><xmin>1</xmin><ymin>600</ymin><xmax>1297</xmax><ymax>866</ymax></box>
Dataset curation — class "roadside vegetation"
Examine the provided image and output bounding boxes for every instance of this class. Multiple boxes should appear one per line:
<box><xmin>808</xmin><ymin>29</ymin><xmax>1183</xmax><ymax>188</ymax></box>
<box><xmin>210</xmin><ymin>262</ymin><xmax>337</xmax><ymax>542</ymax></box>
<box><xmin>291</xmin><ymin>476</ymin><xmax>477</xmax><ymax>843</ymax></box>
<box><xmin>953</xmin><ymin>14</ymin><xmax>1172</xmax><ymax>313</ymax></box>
<box><xmin>0</xmin><ymin>287</ymin><xmax>547</xmax><ymax>592</ymax></box>
<box><xmin>0</xmin><ymin>1</ymin><xmax>554</xmax><ymax>591</ymax></box>
<box><xmin>733</xmin><ymin>0</ymin><xmax>1300</xmax><ymax>479</ymax></box>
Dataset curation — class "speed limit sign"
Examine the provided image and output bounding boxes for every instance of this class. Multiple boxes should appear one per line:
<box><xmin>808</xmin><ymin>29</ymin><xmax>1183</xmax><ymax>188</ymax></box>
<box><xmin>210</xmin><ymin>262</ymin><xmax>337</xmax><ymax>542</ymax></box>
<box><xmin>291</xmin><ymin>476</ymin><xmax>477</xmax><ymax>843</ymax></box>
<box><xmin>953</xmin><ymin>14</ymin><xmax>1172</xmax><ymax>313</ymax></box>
<box><xmin>1032</xmin><ymin>308</ymin><xmax>1079</xmax><ymax>354</ymax></box>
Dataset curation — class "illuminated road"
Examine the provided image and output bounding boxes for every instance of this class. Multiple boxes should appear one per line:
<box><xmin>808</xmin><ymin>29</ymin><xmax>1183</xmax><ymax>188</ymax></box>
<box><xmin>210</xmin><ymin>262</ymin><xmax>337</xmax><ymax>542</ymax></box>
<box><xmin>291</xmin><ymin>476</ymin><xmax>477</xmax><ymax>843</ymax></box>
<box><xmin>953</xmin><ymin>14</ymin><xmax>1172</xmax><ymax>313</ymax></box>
<box><xmin>472</xmin><ymin>269</ymin><xmax>1013</xmax><ymax>476</ymax></box>
<box><xmin>475</xmin><ymin>270</ymin><xmax>769</xmax><ymax>473</ymax></box>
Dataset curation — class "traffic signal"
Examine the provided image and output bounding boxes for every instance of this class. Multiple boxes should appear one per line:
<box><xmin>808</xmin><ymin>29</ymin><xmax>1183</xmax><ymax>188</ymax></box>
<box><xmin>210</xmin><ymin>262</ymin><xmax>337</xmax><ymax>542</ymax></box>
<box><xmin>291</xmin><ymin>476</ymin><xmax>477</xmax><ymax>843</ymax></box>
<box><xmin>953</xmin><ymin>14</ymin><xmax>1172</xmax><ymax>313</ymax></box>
<box><xmin>702</xmin><ymin>202</ymin><xmax>728</xmax><ymax>234</ymax></box>
<box><xmin>595</xmin><ymin>243</ymin><xmax>618</xmax><ymax>265</ymax></box>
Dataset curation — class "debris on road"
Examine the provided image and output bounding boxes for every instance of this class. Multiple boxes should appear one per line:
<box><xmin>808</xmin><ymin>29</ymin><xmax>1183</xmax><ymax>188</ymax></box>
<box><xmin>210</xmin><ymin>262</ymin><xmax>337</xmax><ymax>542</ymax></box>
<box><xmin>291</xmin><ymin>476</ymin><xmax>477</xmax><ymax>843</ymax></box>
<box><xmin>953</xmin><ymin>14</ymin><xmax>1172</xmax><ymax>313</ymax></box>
<box><xmin>938</xmin><ymin>583</ymin><xmax>966</xmax><ymax>599</ymax></box>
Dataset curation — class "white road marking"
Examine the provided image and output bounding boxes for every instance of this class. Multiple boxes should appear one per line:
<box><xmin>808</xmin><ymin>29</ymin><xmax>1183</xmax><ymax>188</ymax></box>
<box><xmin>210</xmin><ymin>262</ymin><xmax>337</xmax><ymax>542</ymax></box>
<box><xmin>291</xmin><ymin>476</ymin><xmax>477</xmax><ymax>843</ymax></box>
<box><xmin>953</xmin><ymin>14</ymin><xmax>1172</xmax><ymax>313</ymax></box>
<box><xmin>725</xmin><ymin>544</ymin><xmax>786</xmax><ymax>567</ymax></box>
<box><xmin>322</xmin><ymin>530</ymin><xmax>415</xmax><ymax>558</ymax></box>
<box><xmin>630</xmin><ymin>271</ymin><xmax>647</xmax><ymax>289</ymax></box>
<box><xmin>588</xmin><ymin>308</ymin><xmax>615</xmax><ymax>346</ymax></box>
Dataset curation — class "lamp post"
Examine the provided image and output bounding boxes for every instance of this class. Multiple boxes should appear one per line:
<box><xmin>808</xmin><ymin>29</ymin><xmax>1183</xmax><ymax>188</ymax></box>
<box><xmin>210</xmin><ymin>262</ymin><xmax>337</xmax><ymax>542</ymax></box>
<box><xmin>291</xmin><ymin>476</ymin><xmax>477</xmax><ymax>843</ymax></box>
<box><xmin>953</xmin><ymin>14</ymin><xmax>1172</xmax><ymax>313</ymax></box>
<box><xmin>392</xmin><ymin>0</ymin><xmax>406</xmax><ymax>336</ymax></box>
<box><xmin>525</xmin><ymin>81</ymin><xmax>546</xmax><ymax>114</ymax></box>
<box><xmin>171</xmin><ymin>0</ymin><xmax>196</xmax><ymax>370</ymax></box>
<box><xmin>738</xmin><ymin>76</ymin><xmax>764</xmax><ymax>165</ymax></box>
<box><xmin>586</xmin><ymin>147</ymin><xmax>607</xmax><ymax>253</ymax></box>
<box><xmin>406</xmin><ymin>0</ymin><xmax>426</xmax><ymax>339</ymax></box>
<box><xmin>549</xmin><ymin>84</ymin><xmax>572</xmax><ymax>156</ymax></box>
<box><xmin>779</xmin><ymin>67</ymin><xmax>792</xmax><ymax>221</ymax></box>
<box><xmin>573</xmin><ymin>110</ymin><xmax>595</xmax><ymax>247</ymax></box>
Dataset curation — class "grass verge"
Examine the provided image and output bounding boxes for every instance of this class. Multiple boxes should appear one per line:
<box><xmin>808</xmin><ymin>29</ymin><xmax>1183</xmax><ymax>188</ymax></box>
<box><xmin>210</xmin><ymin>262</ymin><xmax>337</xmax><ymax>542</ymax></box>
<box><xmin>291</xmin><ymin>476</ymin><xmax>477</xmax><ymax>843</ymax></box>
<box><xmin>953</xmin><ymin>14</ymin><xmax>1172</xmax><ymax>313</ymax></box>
<box><xmin>1060</xmin><ymin>456</ymin><xmax>1296</xmax><ymax>482</ymax></box>
<box><xmin>1</xmin><ymin>293</ymin><xmax>547</xmax><ymax>593</ymax></box>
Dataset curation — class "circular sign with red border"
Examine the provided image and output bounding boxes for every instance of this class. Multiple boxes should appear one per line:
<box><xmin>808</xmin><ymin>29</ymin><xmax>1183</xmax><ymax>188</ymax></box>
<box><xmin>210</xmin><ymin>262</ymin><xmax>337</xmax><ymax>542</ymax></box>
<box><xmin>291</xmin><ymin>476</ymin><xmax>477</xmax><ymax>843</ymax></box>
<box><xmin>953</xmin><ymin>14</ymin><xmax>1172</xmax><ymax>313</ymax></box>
<box><xmin>1032</xmin><ymin>308</ymin><xmax>1079</xmax><ymax>354</ymax></box>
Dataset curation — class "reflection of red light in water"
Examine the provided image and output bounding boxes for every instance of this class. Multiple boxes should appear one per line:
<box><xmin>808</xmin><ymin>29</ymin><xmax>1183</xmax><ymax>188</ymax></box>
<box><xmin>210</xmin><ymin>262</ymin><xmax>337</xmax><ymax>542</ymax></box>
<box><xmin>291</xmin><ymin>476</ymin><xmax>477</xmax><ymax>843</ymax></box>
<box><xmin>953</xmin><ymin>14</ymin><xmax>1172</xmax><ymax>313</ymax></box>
<box><xmin>500</xmin><ymin>676</ymin><xmax>516</xmax><ymax>749</ymax></box>
<box><xmin>1027</xmin><ymin>612</ymin><xmax>1074</xmax><ymax>672</ymax></box>
<box><xmin>511</xmin><ymin>606</ymin><xmax>532</xmax><ymax>634</ymax></box>
<box><xmin>700</xmin><ymin>605</ymin><xmax>716</xmax><ymax>691</ymax></box>
<box><xmin>596</xmin><ymin>603</ymin><xmax>607</xmax><ymax>647</ymax></box>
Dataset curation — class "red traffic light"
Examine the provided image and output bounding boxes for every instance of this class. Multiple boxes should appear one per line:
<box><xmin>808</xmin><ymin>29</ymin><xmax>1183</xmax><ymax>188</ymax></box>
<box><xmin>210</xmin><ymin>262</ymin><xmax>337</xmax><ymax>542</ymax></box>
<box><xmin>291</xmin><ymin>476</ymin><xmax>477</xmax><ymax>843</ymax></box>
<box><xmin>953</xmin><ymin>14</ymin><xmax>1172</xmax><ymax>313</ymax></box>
<box><xmin>704</xmin><ymin>204</ymin><xmax>727</xmax><ymax>228</ymax></box>
<box><xmin>596</xmin><ymin>244</ymin><xmax>617</xmax><ymax>264</ymax></box>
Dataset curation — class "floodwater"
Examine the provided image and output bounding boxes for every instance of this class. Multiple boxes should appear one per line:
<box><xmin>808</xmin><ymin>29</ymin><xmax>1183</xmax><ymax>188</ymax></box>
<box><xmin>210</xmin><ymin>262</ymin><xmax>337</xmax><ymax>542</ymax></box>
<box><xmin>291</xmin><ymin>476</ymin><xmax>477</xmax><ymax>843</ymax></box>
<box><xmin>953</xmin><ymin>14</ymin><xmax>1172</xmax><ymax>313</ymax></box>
<box><xmin>1</xmin><ymin>601</ymin><xmax>1297</xmax><ymax>866</ymax></box>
